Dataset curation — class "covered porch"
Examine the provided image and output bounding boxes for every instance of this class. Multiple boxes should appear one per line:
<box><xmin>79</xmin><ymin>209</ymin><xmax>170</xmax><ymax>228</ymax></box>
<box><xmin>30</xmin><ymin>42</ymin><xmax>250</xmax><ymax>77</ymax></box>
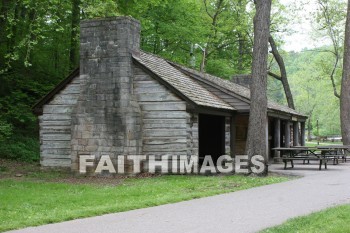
<box><xmin>268</xmin><ymin>113</ymin><xmax>308</xmax><ymax>162</ymax></box>
<box><xmin>227</xmin><ymin>112</ymin><xmax>307</xmax><ymax>162</ymax></box>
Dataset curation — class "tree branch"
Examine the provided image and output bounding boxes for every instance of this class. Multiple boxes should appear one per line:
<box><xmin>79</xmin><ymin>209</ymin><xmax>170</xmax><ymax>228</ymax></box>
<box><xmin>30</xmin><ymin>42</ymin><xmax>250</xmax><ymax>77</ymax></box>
<box><xmin>330</xmin><ymin>54</ymin><xmax>341</xmax><ymax>98</ymax></box>
<box><xmin>268</xmin><ymin>35</ymin><xmax>295</xmax><ymax>109</ymax></box>
<box><xmin>268</xmin><ymin>71</ymin><xmax>282</xmax><ymax>81</ymax></box>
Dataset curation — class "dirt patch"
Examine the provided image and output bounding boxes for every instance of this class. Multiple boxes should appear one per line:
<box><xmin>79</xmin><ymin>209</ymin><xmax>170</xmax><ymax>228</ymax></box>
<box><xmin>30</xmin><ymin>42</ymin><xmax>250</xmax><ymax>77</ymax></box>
<box><xmin>0</xmin><ymin>158</ymin><xmax>161</xmax><ymax>186</ymax></box>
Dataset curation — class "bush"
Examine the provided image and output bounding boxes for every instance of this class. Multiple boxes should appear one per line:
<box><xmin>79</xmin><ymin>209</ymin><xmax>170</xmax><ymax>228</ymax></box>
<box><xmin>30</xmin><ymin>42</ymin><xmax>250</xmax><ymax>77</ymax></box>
<box><xmin>0</xmin><ymin>133</ymin><xmax>39</xmax><ymax>162</ymax></box>
<box><xmin>0</xmin><ymin>119</ymin><xmax>13</xmax><ymax>142</ymax></box>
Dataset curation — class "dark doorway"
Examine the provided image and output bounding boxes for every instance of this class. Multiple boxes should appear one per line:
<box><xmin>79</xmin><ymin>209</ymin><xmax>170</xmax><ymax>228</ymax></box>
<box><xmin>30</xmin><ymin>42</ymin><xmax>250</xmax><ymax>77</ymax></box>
<box><xmin>198</xmin><ymin>114</ymin><xmax>225</xmax><ymax>164</ymax></box>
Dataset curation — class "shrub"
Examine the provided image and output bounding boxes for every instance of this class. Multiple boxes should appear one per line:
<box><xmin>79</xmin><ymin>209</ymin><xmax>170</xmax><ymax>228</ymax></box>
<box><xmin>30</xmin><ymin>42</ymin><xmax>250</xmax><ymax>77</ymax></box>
<box><xmin>0</xmin><ymin>133</ymin><xmax>39</xmax><ymax>162</ymax></box>
<box><xmin>0</xmin><ymin>119</ymin><xmax>12</xmax><ymax>142</ymax></box>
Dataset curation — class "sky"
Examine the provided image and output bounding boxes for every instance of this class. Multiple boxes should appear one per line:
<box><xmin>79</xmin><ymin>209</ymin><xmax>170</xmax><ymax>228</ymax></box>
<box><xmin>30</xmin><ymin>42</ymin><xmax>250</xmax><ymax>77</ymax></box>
<box><xmin>279</xmin><ymin>0</ymin><xmax>331</xmax><ymax>52</ymax></box>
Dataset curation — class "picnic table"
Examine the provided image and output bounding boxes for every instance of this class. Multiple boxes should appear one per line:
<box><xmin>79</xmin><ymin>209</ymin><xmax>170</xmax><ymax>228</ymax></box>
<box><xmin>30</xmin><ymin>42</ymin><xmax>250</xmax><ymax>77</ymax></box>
<box><xmin>317</xmin><ymin>145</ymin><xmax>350</xmax><ymax>162</ymax></box>
<box><xmin>273</xmin><ymin>147</ymin><xmax>328</xmax><ymax>170</ymax></box>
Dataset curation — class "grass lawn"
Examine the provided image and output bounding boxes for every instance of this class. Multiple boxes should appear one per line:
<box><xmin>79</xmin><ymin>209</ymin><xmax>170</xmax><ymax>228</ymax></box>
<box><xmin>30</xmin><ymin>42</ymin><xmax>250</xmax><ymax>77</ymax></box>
<box><xmin>305</xmin><ymin>141</ymin><xmax>342</xmax><ymax>147</ymax></box>
<box><xmin>261</xmin><ymin>204</ymin><xmax>350</xmax><ymax>233</ymax></box>
<box><xmin>0</xmin><ymin>159</ymin><xmax>290</xmax><ymax>232</ymax></box>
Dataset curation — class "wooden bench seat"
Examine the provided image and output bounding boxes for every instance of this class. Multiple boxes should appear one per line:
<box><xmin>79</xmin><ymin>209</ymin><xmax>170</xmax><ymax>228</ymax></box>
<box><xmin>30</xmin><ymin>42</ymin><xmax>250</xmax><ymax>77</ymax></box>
<box><xmin>282</xmin><ymin>157</ymin><xmax>328</xmax><ymax>170</ymax></box>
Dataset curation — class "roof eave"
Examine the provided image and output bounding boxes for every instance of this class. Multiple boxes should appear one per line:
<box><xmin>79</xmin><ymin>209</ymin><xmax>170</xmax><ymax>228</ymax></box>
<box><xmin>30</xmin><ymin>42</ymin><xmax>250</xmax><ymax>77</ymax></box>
<box><xmin>268</xmin><ymin>109</ymin><xmax>308</xmax><ymax>121</ymax></box>
<box><xmin>32</xmin><ymin>68</ymin><xmax>80</xmax><ymax>115</ymax></box>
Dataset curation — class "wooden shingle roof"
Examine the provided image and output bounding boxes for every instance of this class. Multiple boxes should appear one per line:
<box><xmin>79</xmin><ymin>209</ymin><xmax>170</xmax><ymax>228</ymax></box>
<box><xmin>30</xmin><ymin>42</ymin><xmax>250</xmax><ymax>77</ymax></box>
<box><xmin>167</xmin><ymin>59</ymin><xmax>307</xmax><ymax>118</ymax></box>
<box><xmin>133</xmin><ymin>51</ymin><xmax>235</xmax><ymax>111</ymax></box>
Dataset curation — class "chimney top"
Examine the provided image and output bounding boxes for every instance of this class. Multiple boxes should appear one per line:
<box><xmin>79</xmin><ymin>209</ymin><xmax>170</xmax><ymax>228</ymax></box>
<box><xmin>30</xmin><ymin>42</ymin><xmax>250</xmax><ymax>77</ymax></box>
<box><xmin>231</xmin><ymin>74</ymin><xmax>251</xmax><ymax>88</ymax></box>
<box><xmin>80</xmin><ymin>16</ymin><xmax>140</xmax><ymax>28</ymax></box>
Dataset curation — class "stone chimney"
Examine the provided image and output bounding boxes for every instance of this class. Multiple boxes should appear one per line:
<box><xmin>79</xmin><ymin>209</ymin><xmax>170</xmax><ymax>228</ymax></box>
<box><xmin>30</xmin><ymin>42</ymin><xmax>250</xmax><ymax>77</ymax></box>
<box><xmin>71</xmin><ymin>17</ymin><xmax>142</xmax><ymax>172</ymax></box>
<box><xmin>231</xmin><ymin>74</ymin><xmax>252</xmax><ymax>88</ymax></box>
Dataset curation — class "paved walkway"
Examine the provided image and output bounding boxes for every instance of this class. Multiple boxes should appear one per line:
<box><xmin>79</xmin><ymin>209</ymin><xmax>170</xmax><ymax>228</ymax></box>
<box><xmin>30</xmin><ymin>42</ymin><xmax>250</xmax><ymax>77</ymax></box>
<box><xmin>8</xmin><ymin>162</ymin><xmax>350</xmax><ymax>233</ymax></box>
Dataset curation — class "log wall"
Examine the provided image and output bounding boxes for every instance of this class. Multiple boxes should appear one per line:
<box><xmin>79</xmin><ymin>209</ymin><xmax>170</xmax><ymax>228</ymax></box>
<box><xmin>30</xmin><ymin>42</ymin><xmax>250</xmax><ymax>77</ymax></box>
<box><xmin>133</xmin><ymin>67</ymin><xmax>190</xmax><ymax>157</ymax></box>
<box><xmin>39</xmin><ymin>76</ymin><xmax>80</xmax><ymax>167</ymax></box>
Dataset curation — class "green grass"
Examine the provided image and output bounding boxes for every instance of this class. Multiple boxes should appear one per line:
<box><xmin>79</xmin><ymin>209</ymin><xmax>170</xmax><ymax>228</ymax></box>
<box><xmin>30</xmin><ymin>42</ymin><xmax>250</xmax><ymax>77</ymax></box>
<box><xmin>0</xmin><ymin>175</ymin><xmax>289</xmax><ymax>232</ymax></box>
<box><xmin>305</xmin><ymin>141</ymin><xmax>342</xmax><ymax>147</ymax></box>
<box><xmin>261</xmin><ymin>204</ymin><xmax>350</xmax><ymax>233</ymax></box>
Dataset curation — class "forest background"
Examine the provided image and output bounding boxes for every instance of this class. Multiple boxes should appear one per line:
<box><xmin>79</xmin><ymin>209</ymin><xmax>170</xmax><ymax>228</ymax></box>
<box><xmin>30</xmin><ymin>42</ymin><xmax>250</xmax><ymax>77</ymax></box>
<box><xmin>0</xmin><ymin>0</ymin><xmax>346</xmax><ymax>161</ymax></box>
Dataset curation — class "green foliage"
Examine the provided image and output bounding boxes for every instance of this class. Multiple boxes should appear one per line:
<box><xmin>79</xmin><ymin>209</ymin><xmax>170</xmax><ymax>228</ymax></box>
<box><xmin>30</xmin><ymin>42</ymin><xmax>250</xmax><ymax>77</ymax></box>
<box><xmin>315</xmin><ymin>0</ymin><xmax>346</xmax><ymax>40</ymax></box>
<box><xmin>0</xmin><ymin>133</ymin><xmax>39</xmax><ymax>162</ymax></box>
<box><xmin>206</xmin><ymin>58</ymin><xmax>236</xmax><ymax>79</ymax></box>
<box><xmin>0</xmin><ymin>70</ymin><xmax>54</xmax><ymax>133</ymax></box>
<box><xmin>2</xmin><ymin>0</ymin><xmax>328</xmax><ymax>162</ymax></box>
<box><xmin>82</xmin><ymin>0</ymin><xmax>119</xmax><ymax>18</ymax></box>
<box><xmin>0</xmin><ymin>119</ymin><xmax>12</xmax><ymax>142</ymax></box>
<box><xmin>0</xmin><ymin>0</ymin><xmax>258</xmax><ymax>151</ymax></box>
<box><xmin>268</xmin><ymin>48</ymin><xmax>342</xmax><ymax>136</ymax></box>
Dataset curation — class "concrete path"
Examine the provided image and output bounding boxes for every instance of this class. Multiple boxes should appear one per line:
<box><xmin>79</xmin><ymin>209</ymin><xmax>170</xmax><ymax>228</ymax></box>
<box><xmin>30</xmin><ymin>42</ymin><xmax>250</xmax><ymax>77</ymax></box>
<box><xmin>7</xmin><ymin>162</ymin><xmax>350</xmax><ymax>233</ymax></box>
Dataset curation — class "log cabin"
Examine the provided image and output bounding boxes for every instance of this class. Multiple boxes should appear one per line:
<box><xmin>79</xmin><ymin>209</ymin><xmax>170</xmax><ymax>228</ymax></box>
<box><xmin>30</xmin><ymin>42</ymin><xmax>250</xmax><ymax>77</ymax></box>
<box><xmin>32</xmin><ymin>16</ymin><xmax>307</xmax><ymax>172</ymax></box>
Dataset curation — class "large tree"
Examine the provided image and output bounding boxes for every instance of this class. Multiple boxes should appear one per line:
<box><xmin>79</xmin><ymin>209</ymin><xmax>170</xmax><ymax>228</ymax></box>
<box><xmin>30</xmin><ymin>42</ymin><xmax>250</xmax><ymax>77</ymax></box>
<box><xmin>340</xmin><ymin>0</ymin><xmax>350</xmax><ymax>145</ymax></box>
<box><xmin>245</xmin><ymin>0</ymin><xmax>272</xmax><ymax>175</ymax></box>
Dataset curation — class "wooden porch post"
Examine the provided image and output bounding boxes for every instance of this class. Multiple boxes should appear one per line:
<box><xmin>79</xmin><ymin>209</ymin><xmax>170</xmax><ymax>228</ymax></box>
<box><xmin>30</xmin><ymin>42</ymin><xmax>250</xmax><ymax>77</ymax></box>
<box><xmin>293</xmin><ymin>121</ymin><xmax>299</xmax><ymax>146</ymax></box>
<box><xmin>230</xmin><ymin>114</ymin><xmax>236</xmax><ymax>157</ymax></box>
<box><xmin>300</xmin><ymin>121</ymin><xmax>306</xmax><ymax>146</ymax></box>
<box><xmin>285</xmin><ymin>121</ymin><xmax>291</xmax><ymax>147</ymax></box>
<box><xmin>274</xmin><ymin>118</ymin><xmax>281</xmax><ymax>162</ymax></box>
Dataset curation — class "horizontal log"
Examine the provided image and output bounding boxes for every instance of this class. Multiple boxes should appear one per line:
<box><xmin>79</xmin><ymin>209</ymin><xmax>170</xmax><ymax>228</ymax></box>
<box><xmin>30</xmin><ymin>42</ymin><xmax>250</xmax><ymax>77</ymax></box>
<box><xmin>43</xmin><ymin>105</ymin><xmax>74</xmax><ymax>114</ymax></box>
<box><xmin>40</xmin><ymin>121</ymin><xmax>71</xmax><ymax>126</ymax></box>
<box><xmin>40</xmin><ymin>114</ymin><xmax>72</xmax><ymax>121</ymax></box>
<box><xmin>143</xmin><ymin>119</ymin><xmax>186</xmax><ymax>124</ymax></box>
<box><xmin>143</xmin><ymin>148</ymin><xmax>188</xmax><ymax>153</ymax></box>
<box><xmin>134</xmin><ymin>86</ymin><xmax>168</xmax><ymax>93</ymax></box>
<box><xmin>134</xmin><ymin>80</ymin><xmax>159</xmax><ymax>87</ymax></box>
<box><xmin>71</xmin><ymin>77</ymin><xmax>80</xmax><ymax>84</ymax></box>
<box><xmin>142</xmin><ymin>111</ymin><xmax>188</xmax><ymax>119</ymax></box>
<box><xmin>136</xmin><ymin>93</ymin><xmax>180</xmax><ymax>102</ymax></box>
<box><xmin>41</xmin><ymin>158</ymin><xmax>71</xmax><ymax>167</ymax></box>
<box><xmin>61</xmin><ymin>84</ymin><xmax>80</xmax><ymax>94</ymax></box>
<box><xmin>143</xmin><ymin>123</ymin><xmax>186</xmax><ymax>129</ymax></box>
<box><xmin>143</xmin><ymin>144</ymin><xmax>187</xmax><ymax>151</ymax></box>
<box><xmin>41</xmin><ymin>141</ymin><xmax>71</xmax><ymax>149</ymax></box>
<box><xmin>41</xmin><ymin>148</ymin><xmax>71</xmax><ymax>155</ymax></box>
<box><xmin>40</xmin><ymin>125</ymin><xmax>70</xmax><ymax>130</ymax></box>
<box><xmin>40</xmin><ymin>129</ymin><xmax>71</xmax><ymax>135</ymax></box>
<box><xmin>187</xmin><ymin>129</ymin><xmax>199</xmax><ymax>134</ymax></box>
<box><xmin>41</xmin><ymin>134</ymin><xmax>71</xmax><ymax>141</ymax></box>
<box><xmin>140</xmin><ymin>103</ymin><xmax>186</xmax><ymax>111</ymax></box>
<box><xmin>49</xmin><ymin>95</ymin><xmax>79</xmax><ymax>105</ymax></box>
<box><xmin>143</xmin><ymin>138</ymin><xmax>187</xmax><ymax>145</ymax></box>
<box><xmin>41</xmin><ymin>154</ymin><xmax>71</xmax><ymax>159</ymax></box>
<box><xmin>143</xmin><ymin>129</ymin><xmax>187</xmax><ymax>137</ymax></box>
<box><xmin>133</xmin><ymin>75</ymin><xmax>151</xmax><ymax>81</ymax></box>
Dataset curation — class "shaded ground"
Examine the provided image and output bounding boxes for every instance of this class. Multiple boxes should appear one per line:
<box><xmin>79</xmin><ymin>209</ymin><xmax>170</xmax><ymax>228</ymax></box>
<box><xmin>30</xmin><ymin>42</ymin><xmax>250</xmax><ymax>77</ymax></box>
<box><xmin>0</xmin><ymin>159</ymin><xmax>159</xmax><ymax>186</ymax></box>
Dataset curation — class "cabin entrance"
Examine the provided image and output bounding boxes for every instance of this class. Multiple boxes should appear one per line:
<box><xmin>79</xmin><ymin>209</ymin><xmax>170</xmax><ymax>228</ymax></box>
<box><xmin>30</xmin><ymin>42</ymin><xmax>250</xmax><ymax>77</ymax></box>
<box><xmin>198</xmin><ymin>114</ymin><xmax>226</xmax><ymax>165</ymax></box>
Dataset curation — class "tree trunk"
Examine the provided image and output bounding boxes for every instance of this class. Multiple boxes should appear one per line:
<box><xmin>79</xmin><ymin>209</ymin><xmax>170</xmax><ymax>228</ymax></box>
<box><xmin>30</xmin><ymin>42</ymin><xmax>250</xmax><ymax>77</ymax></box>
<box><xmin>268</xmin><ymin>35</ymin><xmax>295</xmax><ymax>109</ymax></box>
<box><xmin>0</xmin><ymin>0</ymin><xmax>10</xmax><ymax>35</ymax></box>
<box><xmin>238</xmin><ymin>33</ymin><xmax>244</xmax><ymax>72</ymax></box>
<box><xmin>69</xmin><ymin>0</ymin><xmax>80</xmax><ymax>70</ymax></box>
<box><xmin>307</xmin><ymin>111</ymin><xmax>313</xmax><ymax>142</ymax></box>
<box><xmin>245</xmin><ymin>0</ymin><xmax>272</xmax><ymax>175</ymax></box>
<box><xmin>200</xmin><ymin>48</ymin><xmax>208</xmax><ymax>72</ymax></box>
<box><xmin>340</xmin><ymin>0</ymin><xmax>350</xmax><ymax>145</ymax></box>
<box><xmin>0</xmin><ymin>0</ymin><xmax>10</xmax><ymax>70</ymax></box>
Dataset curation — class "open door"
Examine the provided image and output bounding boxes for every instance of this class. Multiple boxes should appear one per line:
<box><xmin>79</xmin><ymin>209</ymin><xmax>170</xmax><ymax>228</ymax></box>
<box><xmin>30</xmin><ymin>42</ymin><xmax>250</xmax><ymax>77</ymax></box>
<box><xmin>198</xmin><ymin>114</ymin><xmax>225</xmax><ymax>165</ymax></box>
